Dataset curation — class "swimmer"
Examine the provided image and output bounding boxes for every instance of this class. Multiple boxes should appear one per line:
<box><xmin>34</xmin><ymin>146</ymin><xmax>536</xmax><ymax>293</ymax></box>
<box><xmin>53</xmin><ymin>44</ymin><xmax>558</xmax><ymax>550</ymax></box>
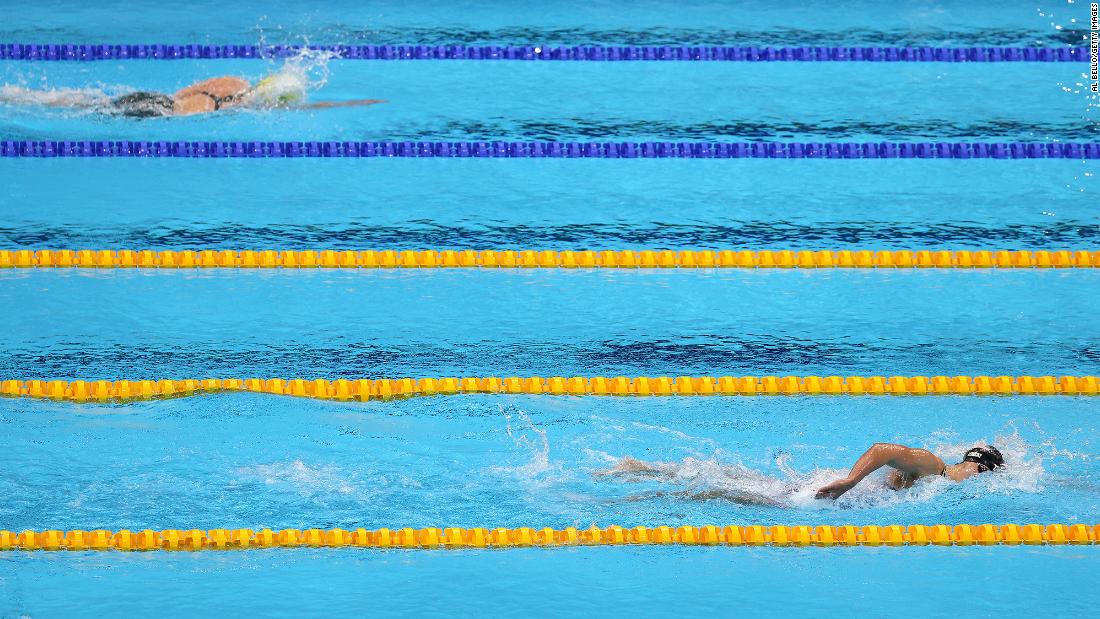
<box><xmin>814</xmin><ymin>443</ymin><xmax>1004</xmax><ymax>500</ymax></box>
<box><xmin>2</xmin><ymin>76</ymin><xmax>384</xmax><ymax>117</ymax></box>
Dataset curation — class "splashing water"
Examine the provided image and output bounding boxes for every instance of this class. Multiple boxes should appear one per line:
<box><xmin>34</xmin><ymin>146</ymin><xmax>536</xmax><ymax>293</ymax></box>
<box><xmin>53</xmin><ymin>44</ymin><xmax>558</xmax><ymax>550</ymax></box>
<box><xmin>250</xmin><ymin>47</ymin><xmax>340</xmax><ymax>107</ymax></box>
<box><xmin>491</xmin><ymin>404</ymin><xmax>552</xmax><ymax>477</ymax></box>
<box><xmin>595</xmin><ymin>429</ymin><xmax>1046</xmax><ymax>510</ymax></box>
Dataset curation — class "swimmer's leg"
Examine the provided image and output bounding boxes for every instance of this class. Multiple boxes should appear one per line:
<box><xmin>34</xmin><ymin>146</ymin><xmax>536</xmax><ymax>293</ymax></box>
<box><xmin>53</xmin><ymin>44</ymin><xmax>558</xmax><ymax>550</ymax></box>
<box><xmin>676</xmin><ymin>489</ymin><xmax>784</xmax><ymax>507</ymax></box>
<box><xmin>609</xmin><ymin>490</ymin><xmax>671</xmax><ymax>503</ymax></box>
<box><xmin>592</xmin><ymin>456</ymin><xmax>672</xmax><ymax>479</ymax></box>
<box><xmin>0</xmin><ymin>86</ymin><xmax>108</xmax><ymax>109</ymax></box>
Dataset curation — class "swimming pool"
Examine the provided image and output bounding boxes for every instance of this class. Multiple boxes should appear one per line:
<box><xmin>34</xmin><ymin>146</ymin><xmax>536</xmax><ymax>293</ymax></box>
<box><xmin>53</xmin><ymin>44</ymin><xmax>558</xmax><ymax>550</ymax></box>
<box><xmin>2</xmin><ymin>1</ymin><xmax>1099</xmax><ymax>617</ymax></box>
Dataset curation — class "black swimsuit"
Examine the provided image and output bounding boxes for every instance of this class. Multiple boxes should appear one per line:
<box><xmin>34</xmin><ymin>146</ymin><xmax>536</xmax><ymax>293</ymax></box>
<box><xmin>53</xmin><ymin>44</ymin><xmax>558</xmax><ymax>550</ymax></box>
<box><xmin>112</xmin><ymin>91</ymin><xmax>174</xmax><ymax>117</ymax></box>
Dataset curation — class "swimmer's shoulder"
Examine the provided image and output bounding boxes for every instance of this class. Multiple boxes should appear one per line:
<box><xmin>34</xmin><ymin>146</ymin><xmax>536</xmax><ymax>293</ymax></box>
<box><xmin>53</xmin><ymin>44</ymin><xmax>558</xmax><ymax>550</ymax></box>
<box><xmin>174</xmin><ymin>76</ymin><xmax>251</xmax><ymax>98</ymax></box>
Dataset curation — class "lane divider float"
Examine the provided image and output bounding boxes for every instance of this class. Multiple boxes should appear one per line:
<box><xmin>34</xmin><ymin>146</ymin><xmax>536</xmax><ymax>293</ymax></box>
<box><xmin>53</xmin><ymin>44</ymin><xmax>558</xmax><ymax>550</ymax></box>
<box><xmin>0</xmin><ymin>43</ymin><xmax>1089</xmax><ymax>63</ymax></box>
<box><xmin>3</xmin><ymin>140</ymin><xmax>1098</xmax><ymax>159</ymax></box>
<box><xmin>1</xmin><ymin>524</ymin><xmax>1096</xmax><ymax>551</ymax></box>
<box><xmin>3</xmin><ymin>376</ymin><xmax>1097</xmax><ymax>403</ymax></box>
<box><xmin>3</xmin><ymin>249</ymin><xmax>1099</xmax><ymax>269</ymax></box>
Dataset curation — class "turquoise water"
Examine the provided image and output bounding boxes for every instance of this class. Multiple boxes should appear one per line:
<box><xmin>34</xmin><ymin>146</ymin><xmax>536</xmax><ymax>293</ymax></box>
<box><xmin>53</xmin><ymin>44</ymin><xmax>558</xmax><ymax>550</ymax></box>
<box><xmin>5</xmin><ymin>548</ymin><xmax>1095</xmax><ymax>617</ymax></box>
<box><xmin>1</xmin><ymin>269</ymin><xmax>1098</xmax><ymax>379</ymax></box>
<box><xmin>1</xmin><ymin>389</ymin><xmax>1099</xmax><ymax>616</ymax></box>
<box><xmin>0</xmin><ymin>0</ymin><xmax>1090</xmax><ymax>47</ymax></box>
<box><xmin>0</xmin><ymin>159</ymin><xmax>1096</xmax><ymax>250</ymax></box>
<box><xmin>2</xmin><ymin>0</ymin><xmax>1100</xmax><ymax>617</ymax></box>
<box><xmin>0</xmin><ymin>62</ymin><xmax>1092</xmax><ymax>142</ymax></box>
<box><xmin>2</xmin><ymin>392</ymin><xmax>1097</xmax><ymax>529</ymax></box>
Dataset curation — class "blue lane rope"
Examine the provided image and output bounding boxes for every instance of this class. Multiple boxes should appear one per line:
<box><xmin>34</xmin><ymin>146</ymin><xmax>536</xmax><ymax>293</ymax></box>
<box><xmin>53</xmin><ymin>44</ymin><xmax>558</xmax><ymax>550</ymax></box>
<box><xmin>0</xmin><ymin>43</ymin><xmax>1089</xmax><ymax>62</ymax></box>
<box><xmin>2</xmin><ymin>141</ymin><xmax>1097</xmax><ymax>159</ymax></box>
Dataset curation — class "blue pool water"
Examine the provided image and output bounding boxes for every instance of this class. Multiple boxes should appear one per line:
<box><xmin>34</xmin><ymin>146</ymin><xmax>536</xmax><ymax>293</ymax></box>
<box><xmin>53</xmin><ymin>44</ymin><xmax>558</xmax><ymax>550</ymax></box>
<box><xmin>2</xmin><ymin>0</ymin><xmax>1099</xmax><ymax>616</ymax></box>
<box><xmin>0</xmin><ymin>0</ymin><xmax>1089</xmax><ymax>47</ymax></box>
<box><xmin>1</xmin><ymin>160</ymin><xmax>1098</xmax><ymax>250</ymax></box>
<box><xmin>1</xmin><ymin>61</ymin><xmax>1092</xmax><ymax>143</ymax></box>
<box><xmin>2</xmin><ymin>390</ymin><xmax>1099</xmax><ymax>616</ymax></box>
<box><xmin>3</xmin><ymin>392</ymin><xmax>1097</xmax><ymax>529</ymax></box>
<box><xmin>1</xmin><ymin>269</ymin><xmax>1099</xmax><ymax>379</ymax></box>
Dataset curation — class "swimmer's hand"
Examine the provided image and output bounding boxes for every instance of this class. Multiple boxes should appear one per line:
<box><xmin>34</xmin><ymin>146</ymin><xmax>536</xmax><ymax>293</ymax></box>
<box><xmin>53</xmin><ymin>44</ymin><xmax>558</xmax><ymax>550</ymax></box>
<box><xmin>815</xmin><ymin>478</ymin><xmax>855</xmax><ymax>500</ymax></box>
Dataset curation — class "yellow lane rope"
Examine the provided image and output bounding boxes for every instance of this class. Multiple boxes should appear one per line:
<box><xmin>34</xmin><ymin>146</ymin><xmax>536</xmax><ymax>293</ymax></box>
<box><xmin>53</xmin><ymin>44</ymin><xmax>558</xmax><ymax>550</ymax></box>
<box><xmin>2</xmin><ymin>249</ymin><xmax>1099</xmax><ymax>269</ymax></box>
<box><xmin>2</xmin><ymin>376</ymin><xmax>1097</xmax><ymax>402</ymax></box>
<box><xmin>2</xmin><ymin>524</ymin><xmax>1096</xmax><ymax>551</ymax></box>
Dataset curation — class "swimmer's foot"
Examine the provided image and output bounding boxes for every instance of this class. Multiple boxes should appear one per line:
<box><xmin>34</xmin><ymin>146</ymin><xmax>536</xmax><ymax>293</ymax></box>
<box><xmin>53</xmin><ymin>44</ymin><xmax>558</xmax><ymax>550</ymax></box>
<box><xmin>592</xmin><ymin>456</ymin><xmax>663</xmax><ymax>478</ymax></box>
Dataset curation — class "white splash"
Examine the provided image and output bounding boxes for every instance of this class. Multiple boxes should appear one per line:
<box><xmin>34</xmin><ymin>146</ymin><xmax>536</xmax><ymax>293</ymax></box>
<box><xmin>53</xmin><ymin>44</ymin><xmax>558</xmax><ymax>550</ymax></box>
<box><xmin>237</xmin><ymin>460</ymin><xmax>356</xmax><ymax>496</ymax></box>
<box><xmin>249</xmin><ymin>46</ymin><xmax>340</xmax><ymax>107</ymax></box>
<box><xmin>490</xmin><ymin>404</ymin><xmax>552</xmax><ymax>477</ymax></box>
<box><xmin>630</xmin><ymin>420</ymin><xmax>718</xmax><ymax>449</ymax></box>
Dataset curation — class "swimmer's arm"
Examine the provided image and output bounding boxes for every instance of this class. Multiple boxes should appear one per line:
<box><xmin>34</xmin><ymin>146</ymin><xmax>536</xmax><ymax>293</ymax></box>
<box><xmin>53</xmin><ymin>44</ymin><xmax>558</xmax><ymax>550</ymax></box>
<box><xmin>295</xmin><ymin>98</ymin><xmax>387</xmax><ymax>109</ymax></box>
<box><xmin>815</xmin><ymin>443</ymin><xmax>944</xmax><ymax>500</ymax></box>
<box><xmin>174</xmin><ymin>77</ymin><xmax>251</xmax><ymax>99</ymax></box>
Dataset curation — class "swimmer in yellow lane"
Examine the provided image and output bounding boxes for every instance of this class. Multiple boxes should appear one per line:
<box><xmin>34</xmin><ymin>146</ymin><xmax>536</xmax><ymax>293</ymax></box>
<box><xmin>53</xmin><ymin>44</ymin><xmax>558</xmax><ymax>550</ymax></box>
<box><xmin>814</xmin><ymin>443</ymin><xmax>1003</xmax><ymax>499</ymax></box>
<box><xmin>113</xmin><ymin>76</ymin><xmax>386</xmax><ymax>116</ymax></box>
<box><xmin>596</xmin><ymin>444</ymin><xmax>1004</xmax><ymax>506</ymax></box>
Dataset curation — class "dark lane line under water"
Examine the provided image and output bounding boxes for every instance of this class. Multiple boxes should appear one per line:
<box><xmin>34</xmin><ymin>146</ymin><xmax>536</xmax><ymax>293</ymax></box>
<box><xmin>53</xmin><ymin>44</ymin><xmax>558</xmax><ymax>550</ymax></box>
<box><xmin>5</xmin><ymin>220</ymin><xmax>1099</xmax><ymax>251</ymax></box>
<box><xmin>3</xmin><ymin>338</ymin><xmax>1098</xmax><ymax>382</ymax></box>
<box><xmin>2</xmin><ymin>160</ymin><xmax>1093</xmax><ymax>254</ymax></box>
<box><xmin>2</xmin><ymin>269</ymin><xmax>1097</xmax><ymax>379</ymax></box>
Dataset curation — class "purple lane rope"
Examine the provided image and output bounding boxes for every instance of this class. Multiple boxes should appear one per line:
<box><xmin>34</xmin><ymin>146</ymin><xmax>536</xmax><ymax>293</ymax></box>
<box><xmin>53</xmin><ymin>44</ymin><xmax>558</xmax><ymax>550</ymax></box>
<box><xmin>0</xmin><ymin>43</ymin><xmax>1090</xmax><ymax>62</ymax></box>
<box><xmin>2</xmin><ymin>141</ymin><xmax>1098</xmax><ymax>159</ymax></box>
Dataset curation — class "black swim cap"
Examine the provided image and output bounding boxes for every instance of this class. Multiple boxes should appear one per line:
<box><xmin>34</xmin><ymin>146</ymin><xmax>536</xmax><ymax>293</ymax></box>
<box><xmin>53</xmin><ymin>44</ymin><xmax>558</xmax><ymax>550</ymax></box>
<box><xmin>963</xmin><ymin>446</ymin><xmax>1004</xmax><ymax>473</ymax></box>
<box><xmin>112</xmin><ymin>91</ymin><xmax>173</xmax><ymax>118</ymax></box>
